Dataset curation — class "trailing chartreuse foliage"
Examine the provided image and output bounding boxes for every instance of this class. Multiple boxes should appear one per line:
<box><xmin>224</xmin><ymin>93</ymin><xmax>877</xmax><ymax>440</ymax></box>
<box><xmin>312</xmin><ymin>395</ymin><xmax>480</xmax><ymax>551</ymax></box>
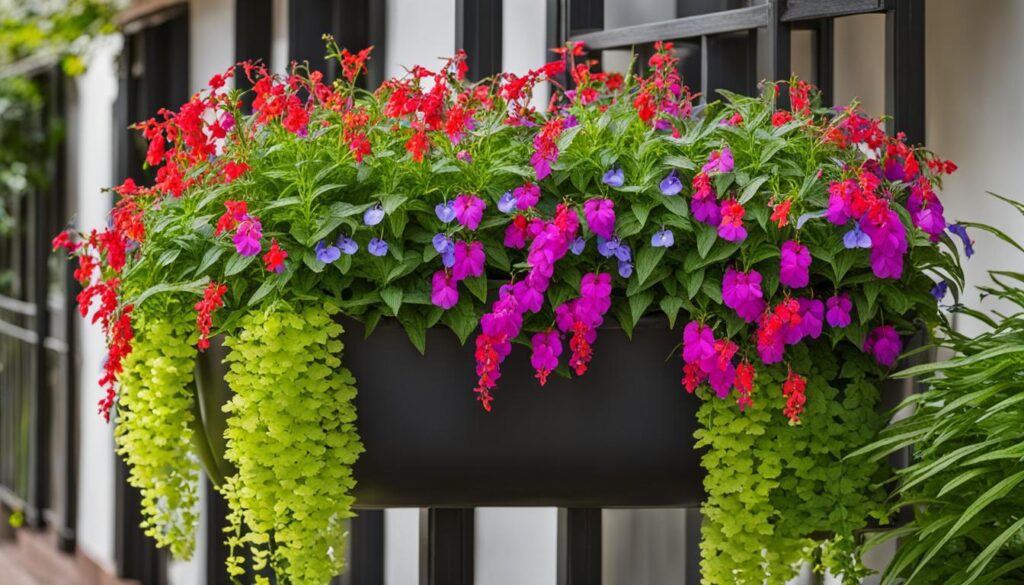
<box><xmin>697</xmin><ymin>341</ymin><xmax>887</xmax><ymax>584</ymax></box>
<box><xmin>221</xmin><ymin>303</ymin><xmax>362</xmax><ymax>585</ymax></box>
<box><xmin>115</xmin><ymin>310</ymin><xmax>200</xmax><ymax>559</ymax></box>
<box><xmin>862</xmin><ymin>218</ymin><xmax>1024</xmax><ymax>585</ymax></box>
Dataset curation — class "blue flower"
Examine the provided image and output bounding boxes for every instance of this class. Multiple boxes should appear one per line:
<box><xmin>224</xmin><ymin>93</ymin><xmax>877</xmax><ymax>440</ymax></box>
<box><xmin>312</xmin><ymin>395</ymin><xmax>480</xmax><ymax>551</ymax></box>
<box><xmin>596</xmin><ymin>236</ymin><xmax>619</xmax><ymax>258</ymax></box>
<box><xmin>948</xmin><ymin>223</ymin><xmax>974</xmax><ymax>258</ymax></box>
<box><xmin>432</xmin><ymin>233</ymin><xmax>453</xmax><ymax>254</ymax></box>
<box><xmin>364</xmin><ymin>203</ymin><xmax>385</xmax><ymax>226</ymax></box>
<box><xmin>843</xmin><ymin>223</ymin><xmax>872</xmax><ymax>249</ymax></box>
<box><xmin>498</xmin><ymin>191</ymin><xmax>517</xmax><ymax>213</ymax></box>
<box><xmin>368</xmin><ymin>238</ymin><xmax>389</xmax><ymax>257</ymax></box>
<box><xmin>659</xmin><ymin>170</ymin><xmax>682</xmax><ymax>196</ymax></box>
<box><xmin>931</xmin><ymin>280</ymin><xmax>949</xmax><ymax>301</ymax></box>
<box><xmin>614</xmin><ymin>242</ymin><xmax>632</xmax><ymax>263</ymax></box>
<box><xmin>651</xmin><ymin>229</ymin><xmax>674</xmax><ymax>248</ymax></box>
<box><xmin>618</xmin><ymin>260</ymin><xmax>633</xmax><ymax>278</ymax></box>
<box><xmin>315</xmin><ymin>240</ymin><xmax>341</xmax><ymax>263</ymax></box>
<box><xmin>336</xmin><ymin>235</ymin><xmax>359</xmax><ymax>255</ymax></box>
<box><xmin>602</xmin><ymin>168</ymin><xmax>624</xmax><ymax>187</ymax></box>
<box><xmin>435</xmin><ymin>201</ymin><xmax>456</xmax><ymax>223</ymax></box>
<box><xmin>441</xmin><ymin>248</ymin><xmax>456</xmax><ymax>268</ymax></box>
<box><xmin>570</xmin><ymin>237</ymin><xmax>586</xmax><ymax>256</ymax></box>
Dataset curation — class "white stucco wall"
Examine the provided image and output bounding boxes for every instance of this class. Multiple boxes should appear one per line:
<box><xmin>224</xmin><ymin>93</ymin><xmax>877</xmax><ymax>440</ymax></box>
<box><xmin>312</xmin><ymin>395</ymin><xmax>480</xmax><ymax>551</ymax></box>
<box><xmin>385</xmin><ymin>0</ymin><xmax>455</xmax><ymax>78</ymax></box>
<box><xmin>71</xmin><ymin>34</ymin><xmax>121</xmax><ymax>574</ymax></box>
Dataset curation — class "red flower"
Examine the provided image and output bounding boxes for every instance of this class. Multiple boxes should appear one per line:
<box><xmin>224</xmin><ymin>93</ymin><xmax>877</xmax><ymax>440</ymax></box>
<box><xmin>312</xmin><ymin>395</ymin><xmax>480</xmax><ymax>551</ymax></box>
<box><xmin>771</xmin><ymin>110</ymin><xmax>793</xmax><ymax>127</ymax></box>
<box><xmin>790</xmin><ymin>80</ymin><xmax>812</xmax><ymax>116</ymax></box>
<box><xmin>215</xmin><ymin>200</ymin><xmax>248</xmax><ymax>235</ymax></box>
<box><xmin>194</xmin><ymin>282</ymin><xmax>227</xmax><ymax>351</ymax></box>
<box><xmin>222</xmin><ymin>161</ymin><xmax>249</xmax><ymax>183</ymax></box>
<box><xmin>97</xmin><ymin>304</ymin><xmax>134</xmax><ymax>422</ymax></box>
<box><xmin>340</xmin><ymin>47</ymin><xmax>373</xmax><ymax>83</ymax></box>
<box><xmin>567</xmin><ymin>321</ymin><xmax>594</xmax><ymax>376</ymax></box>
<box><xmin>735</xmin><ymin>360</ymin><xmax>755</xmax><ymax>411</ymax></box>
<box><xmin>405</xmin><ymin>127</ymin><xmax>429</xmax><ymax>162</ymax></box>
<box><xmin>262</xmin><ymin>239</ymin><xmax>287</xmax><ymax>272</ymax></box>
<box><xmin>782</xmin><ymin>368</ymin><xmax>807</xmax><ymax>424</ymax></box>
<box><xmin>52</xmin><ymin>230</ymin><xmax>79</xmax><ymax>252</ymax></box>
<box><xmin>770</xmin><ymin>199</ymin><xmax>792</xmax><ymax>228</ymax></box>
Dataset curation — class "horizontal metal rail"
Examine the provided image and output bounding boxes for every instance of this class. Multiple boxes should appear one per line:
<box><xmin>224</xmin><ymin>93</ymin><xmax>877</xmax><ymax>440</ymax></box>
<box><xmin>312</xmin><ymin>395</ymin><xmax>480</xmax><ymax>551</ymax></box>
<box><xmin>782</xmin><ymin>0</ymin><xmax>887</xmax><ymax>22</ymax></box>
<box><xmin>0</xmin><ymin>294</ymin><xmax>37</xmax><ymax>317</ymax></box>
<box><xmin>570</xmin><ymin>5</ymin><xmax>769</xmax><ymax>51</ymax></box>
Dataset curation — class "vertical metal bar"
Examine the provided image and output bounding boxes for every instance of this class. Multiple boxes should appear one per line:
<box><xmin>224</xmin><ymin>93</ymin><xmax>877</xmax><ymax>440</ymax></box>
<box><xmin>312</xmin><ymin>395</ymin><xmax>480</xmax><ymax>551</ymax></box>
<box><xmin>334</xmin><ymin>0</ymin><xmax>388</xmax><ymax>89</ymax></box>
<box><xmin>814</xmin><ymin>18</ymin><xmax>834</xmax><ymax>107</ymax></box>
<box><xmin>234</xmin><ymin>0</ymin><xmax>273</xmax><ymax>107</ymax></box>
<box><xmin>422</xmin><ymin>508</ymin><xmax>474</xmax><ymax>585</ymax></box>
<box><xmin>685</xmin><ymin>508</ymin><xmax>703</xmax><ymax>584</ymax></box>
<box><xmin>288</xmin><ymin>0</ymin><xmax>337</xmax><ymax>75</ymax></box>
<box><xmin>557</xmin><ymin>508</ymin><xmax>601</xmax><ymax>585</ymax></box>
<box><xmin>344</xmin><ymin>510</ymin><xmax>385</xmax><ymax>585</ymax></box>
<box><xmin>885</xmin><ymin>0</ymin><xmax>925</xmax><ymax>143</ymax></box>
<box><xmin>455</xmin><ymin>0</ymin><xmax>504</xmax><ymax>81</ymax></box>
<box><xmin>759</xmin><ymin>0</ymin><xmax>792</xmax><ymax>108</ymax></box>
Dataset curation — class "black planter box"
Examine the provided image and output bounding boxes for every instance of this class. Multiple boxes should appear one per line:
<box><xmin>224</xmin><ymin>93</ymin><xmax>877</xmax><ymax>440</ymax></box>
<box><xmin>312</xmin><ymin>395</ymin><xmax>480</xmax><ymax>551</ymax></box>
<box><xmin>195</xmin><ymin>318</ymin><xmax>705</xmax><ymax>509</ymax></box>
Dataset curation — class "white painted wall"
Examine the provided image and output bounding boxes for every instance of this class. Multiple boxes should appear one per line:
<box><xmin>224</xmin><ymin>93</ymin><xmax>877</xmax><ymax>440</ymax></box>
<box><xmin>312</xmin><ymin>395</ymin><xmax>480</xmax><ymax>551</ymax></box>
<box><xmin>71</xmin><ymin>34</ymin><xmax>121</xmax><ymax>574</ymax></box>
<box><xmin>385</xmin><ymin>509</ymin><xmax>420</xmax><ymax>585</ymax></box>
<box><xmin>385</xmin><ymin>0</ymin><xmax>455</xmax><ymax>78</ymax></box>
<box><xmin>475</xmin><ymin>508</ymin><xmax>558</xmax><ymax>585</ymax></box>
<box><xmin>190</xmin><ymin>0</ymin><xmax>236</xmax><ymax>91</ymax></box>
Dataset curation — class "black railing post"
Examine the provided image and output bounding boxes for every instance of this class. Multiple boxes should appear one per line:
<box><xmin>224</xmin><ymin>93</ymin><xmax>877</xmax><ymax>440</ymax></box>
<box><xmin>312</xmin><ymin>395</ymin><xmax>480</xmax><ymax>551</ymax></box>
<box><xmin>886</xmin><ymin>0</ymin><xmax>925</xmax><ymax>144</ymax></box>
<box><xmin>344</xmin><ymin>510</ymin><xmax>385</xmax><ymax>585</ymax></box>
<box><xmin>422</xmin><ymin>508</ymin><xmax>475</xmax><ymax>585</ymax></box>
<box><xmin>557</xmin><ymin>508</ymin><xmax>601</xmax><ymax>585</ymax></box>
<box><xmin>455</xmin><ymin>0</ymin><xmax>503</xmax><ymax>81</ymax></box>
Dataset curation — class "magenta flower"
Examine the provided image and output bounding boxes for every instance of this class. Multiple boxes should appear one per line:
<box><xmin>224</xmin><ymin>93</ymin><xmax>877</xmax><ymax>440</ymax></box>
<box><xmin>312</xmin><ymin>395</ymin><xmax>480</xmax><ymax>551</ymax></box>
<box><xmin>861</xmin><ymin>211</ymin><xmax>907</xmax><ymax>279</ymax></box>
<box><xmin>799</xmin><ymin>298</ymin><xmax>824</xmax><ymax>339</ymax></box>
<box><xmin>702</xmin><ymin>146</ymin><xmax>734</xmax><ymax>174</ymax></box>
<box><xmin>512</xmin><ymin>280</ymin><xmax>544</xmax><ymax>314</ymax></box>
<box><xmin>708</xmin><ymin>362</ymin><xmax>736</xmax><ymax>398</ymax></box>
<box><xmin>453</xmin><ymin>194</ymin><xmax>486</xmax><ymax>230</ymax></box>
<box><xmin>451</xmin><ymin>240</ymin><xmax>485</xmax><ymax>281</ymax></box>
<box><xmin>682</xmin><ymin>321</ymin><xmax>715</xmax><ymax>364</ymax></box>
<box><xmin>779</xmin><ymin>240</ymin><xmax>812</xmax><ymax>288</ymax></box>
<box><xmin>692</xmin><ymin>197</ymin><xmax>721</xmax><ymax>226</ymax></box>
<box><xmin>431</xmin><ymin>271</ymin><xmax>459</xmax><ymax>309</ymax></box>
<box><xmin>514</xmin><ymin>183</ymin><xmax>541</xmax><ymax>210</ymax></box>
<box><xmin>722</xmin><ymin>267</ymin><xmax>766</xmax><ymax>323</ymax></box>
<box><xmin>233</xmin><ymin>217</ymin><xmax>263</xmax><ymax>256</ymax></box>
<box><xmin>530</xmin><ymin>330</ymin><xmax>563</xmax><ymax>385</ymax></box>
<box><xmin>717</xmin><ymin>199</ymin><xmax>746</xmax><ymax>242</ymax></box>
<box><xmin>504</xmin><ymin>218</ymin><xmax>528</xmax><ymax>249</ymax></box>
<box><xmin>583</xmin><ymin>198</ymin><xmax>616</xmax><ymax>239</ymax></box>
<box><xmin>826</xmin><ymin>293</ymin><xmax>852</xmax><ymax>328</ymax></box>
<box><xmin>864</xmin><ymin>325</ymin><xmax>901</xmax><ymax>367</ymax></box>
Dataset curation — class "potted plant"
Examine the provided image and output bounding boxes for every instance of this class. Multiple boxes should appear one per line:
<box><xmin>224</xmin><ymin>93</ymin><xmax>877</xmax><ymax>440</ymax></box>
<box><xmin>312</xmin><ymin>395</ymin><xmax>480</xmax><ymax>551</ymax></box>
<box><xmin>56</xmin><ymin>41</ymin><xmax>969</xmax><ymax>584</ymax></box>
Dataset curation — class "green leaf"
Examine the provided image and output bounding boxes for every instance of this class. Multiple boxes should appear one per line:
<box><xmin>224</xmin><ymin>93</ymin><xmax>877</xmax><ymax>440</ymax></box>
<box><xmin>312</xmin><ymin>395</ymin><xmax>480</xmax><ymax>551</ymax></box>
<box><xmin>380</xmin><ymin>286</ymin><xmax>403</xmax><ymax>315</ymax></box>
<box><xmin>224</xmin><ymin>253</ymin><xmax>256</xmax><ymax>277</ymax></box>
<box><xmin>661</xmin><ymin>194</ymin><xmax>691</xmax><ymax>219</ymax></box>
<box><xmin>400</xmin><ymin>313</ymin><xmax>427</xmax><ymax>354</ymax></box>
<box><xmin>659</xmin><ymin>296</ymin><xmax>685</xmax><ymax>329</ymax></box>
<box><xmin>463</xmin><ymin>275</ymin><xmax>488</xmax><ymax>303</ymax></box>
<box><xmin>129</xmin><ymin>278</ymin><xmax>210</xmax><ymax>309</ymax></box>
<box><xmin>379</xmin><ymin>193</ymin><xmax>408</xmax><ymax>215</ymax></box>
<box><xmin>696</xmin><ymin>223</ymin><xmax>718</xmax><ymax>258</ymax></box>
<box><xmin>685</xmin><ymin>268</ymin><xmax>705</xmax><ymax>300</ymax></box>
<box><xmin>441</xmin><ymin>300</ymin><xmax>478</xmax><ymax>344</ymax></box>
<box><xmin>247</xmin><ymin>275</ymin><xmax>280</xmax><ymax>306</ymax></box>
<box><xmin>635</xmin><ymin>246</ymin><xmax>666</xmax><ymax>287</ymax></box>
<box><xmin>157</xmin><ymin>248</ymin><xmax>181</xmax><ymax>267</ymax></box>
<box><xmin>738</xmin><ymin>175</ymin><xmax>768</xmax><ymax>205</ymax></box>
<box><xmin>196</xmin><ymin>246</ymin><xmax>227</xmax><ymax>276</ymax></box>
<box><xmin>629</xmin><ymin>291</ymin><xmax>655</xmax><ymax>324</ymax></box>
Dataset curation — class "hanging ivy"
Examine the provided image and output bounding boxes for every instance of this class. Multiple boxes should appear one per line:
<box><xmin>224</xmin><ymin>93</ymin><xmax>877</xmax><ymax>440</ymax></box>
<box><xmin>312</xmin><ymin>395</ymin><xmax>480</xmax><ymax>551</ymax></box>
<box><xmin>221</xmin><ymin>303</ymin><xmax>363</xmax><ymax>585</ymax></box>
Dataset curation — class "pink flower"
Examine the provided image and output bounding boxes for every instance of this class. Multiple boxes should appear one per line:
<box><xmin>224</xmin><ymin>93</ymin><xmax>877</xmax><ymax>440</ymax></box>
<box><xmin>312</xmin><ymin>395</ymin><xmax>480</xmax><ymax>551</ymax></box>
<box><xmin>702</xmin><ymin>146</ymin><xmax>734</xmax><ymax>174</ymax></box>
<box><xmin>453</xmin><ymin>194</ymin><xmax>486</xmax><ymax>230</ymax></box>
<box><xmin>722</xmin><ymin>267</ymin><xmax>766</xmax><ymax>323</ymax></box>
<box><xmin>798</xmin><ymin>298</ymin><xmax>824</xmax><ymax>339</ymax></box>
<box><xmin>583</xmin><ymin>198</ymin><xmax>616</xmax><ymax>239</ymax></box>
<box><xmin>861</xmin><ymin>211</ymin><xmax>907</xmax><ymax>279</ymax></box>
<box><xmin>864</xmin><ymin>325</ymin><xmax>901</xmax><ymax>367</ymax></box>
<box><xmin>682</xmin><ymin>321</ymin><xmax>715</xmax><ymax>364</ymax></box>
<box><xmin>530</xmin><ymin>330</ymin><xmax>563</xmax><ymax>386</ymax></box>
<box><xmin>779</xmin><ymin>240</ymin><xmax>812</xmax><ymax>288</ymax></box>
<box><xmin>826</xmin><ymin>293</ymin><xmax>852</xmax><ymax>328</ymax></box>
<box><xmin>504</xmin><ymin>215</ymin><xmax>528</xmax><ymax>249</ymax></box>
<box><xmin>512</xmin><ymin>280</ymin><xmax>544</xmax><ymax>313</ymax></box>
<box><xmin>451</xmin><ymin>240</ymin><xmax>485</xmax><ymax>281</ymax></box>
<box><xmin>717</xmin><ymin>199</ymin><xmax>746</xmax><ymax>242</ymax></box>
<box><xmin>431</xmin><ymin>271</ymin><xmax>459</xmax><ymax>309</ymax></box>
<box><xmin>692</xmin><ymin>197</ymin><xmax>721</xmax><ymax>226</ymax></box>
<box><xmin>233</xmin><ymin>217</ymin><xmax>263</xmax><ymax>256</ymax></box>
<box><xmin>514</xmin><ymin>183</ymin><xmax>541</xmax><ymax>210</ymax></box>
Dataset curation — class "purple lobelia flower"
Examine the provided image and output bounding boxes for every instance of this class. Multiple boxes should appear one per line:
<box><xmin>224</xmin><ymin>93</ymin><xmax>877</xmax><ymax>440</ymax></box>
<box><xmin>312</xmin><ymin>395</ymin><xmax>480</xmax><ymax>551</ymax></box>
<box><xmin>948</xmin><ymin>223</ymin><xmax>974</xmax><ymax>258</ymax></box>
<box><xmin>453</xmin><ymin>194</ymin><xmax>486</xmax><ymax>230</ymax></box>
<box><xmin>364</xmin><ymin>203</ymin><xmax>385</xmax><ymax>226</ymax></box>
<box><xmin>596</xmin><ymin>236</ymin><xmax>619</xmax><ymax>258</ymax></box>
<box><xmin>570</xmin><ymin>237</ymin><xmax>586</xmax><ymax>255</ymax></box>
<box><xmin>583</xmin><ymin>198</ymin><xmax>616</xmax><ymax>239</ymax></box>
<box><xmin>826</xmin><ymin>293</ymin><xmax>852</xmax><ymax>328</ymax></box>
<box><xmin>431</xmin><ymin>271</ymin><xmax>459</xmax><ymax>309</ymax></box>
<box><xmin>233</xmin><ymin>217</ymin><xmax>263</xmax><ymax>256</ymax></box>
<box><xmin>660</xmin><ymin>170</ymin><xmax>683</xmax><ymax>196</ymax></box>
<box><xmin>931</xmin><ymin>280</ymin><xmax>949</xmax><ymax>301</ymax></box>
<box><xmin>843</xmin><ymin>222</ymin><xmax>872</xmax><ymax>249</ymax></box>
<box><xmin>498</xmin><ymin>191</ymin><xmax>517</xmax><ymax>213</ymax></box>
<box><xmin>613</xmin><ymin>242</ymin><xmax>632</xmax><ymax>263</ymax></box>
<box><xmin>602</xmin><ymin>168</ymin><xmax>624</xmax><ymax>187</ymax></box>
<box><xmin>651</xmin><ymin>228</ymin><xmax>674</xmax><ymax>248</ymax></box>
<box><xmin>337</xmin><ymin>235</ymin><xmax>358</xmax><ymax>255</ymax></box>
<box><xmin>435</xmin><ymin>200</ymin><xmax>456</xmax><ymax>223</ymax></box>
<box><xmin>722</xmin><ymin>267</ymin><xmax>766</xmax><ymax>323</ymax></box>
<box><xmin>618</xmin><ymin>260</ymin><xmax>633</xmax><ymax>278</ymax></box>
<box><xmin>864</xmin><ymin>325</ymin><xmax>902</xmax><ymax>367</ymax></box>
<box><xmin>315</xmin><ymin>240</ymin><xmax>341</xmax><ymax>263</ymax></box>
<box><xmin>432</xmin><ymin>233</ymin><xmax>453</xmax><ymax>254</ymax></box>
<box><xmin>368</xmin><ymin>238</ymin><xmax>389</xmax><ymax>257</ymax></box>
<box><xmin>451</xmin><ymin>240</ymin><xmax>485</xmax><ymax>281</ymax></box>
<box><xmin>779</xmin><ymin>240</ymin><xmax>812</xmax><ymax>288</ymax></box>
